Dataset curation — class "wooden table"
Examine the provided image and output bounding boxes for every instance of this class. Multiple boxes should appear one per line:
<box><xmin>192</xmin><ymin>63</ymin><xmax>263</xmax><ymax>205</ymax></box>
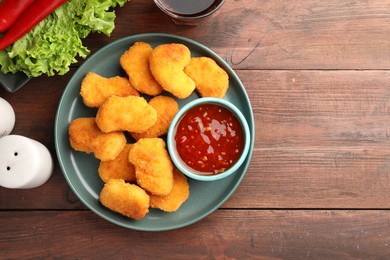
<box><xmin>1</xmin><ymin>1</ymin><xmax>390</xmax><ymax>258</ymax></box>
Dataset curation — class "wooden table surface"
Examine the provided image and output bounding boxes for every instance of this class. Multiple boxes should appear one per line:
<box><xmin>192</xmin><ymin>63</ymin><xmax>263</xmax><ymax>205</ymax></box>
<box><xmin>1</xmin><ymin>0</ymin><xmax>390</xmax><ymax>258</ymax></box>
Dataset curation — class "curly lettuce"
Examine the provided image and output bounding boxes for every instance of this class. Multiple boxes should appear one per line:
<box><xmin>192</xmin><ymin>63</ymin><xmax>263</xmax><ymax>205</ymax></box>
<box><xmin>0</xmin><ymin>0</ymin><xmax>128</xmax><ymax>77</ymax></box>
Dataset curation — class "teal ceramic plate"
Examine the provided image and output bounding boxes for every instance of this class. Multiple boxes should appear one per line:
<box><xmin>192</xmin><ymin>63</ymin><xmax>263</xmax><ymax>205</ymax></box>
<box><xmin>55</xmin><ymin>33</ymin><xmax>254</xmax><ymax>231</ymax></box>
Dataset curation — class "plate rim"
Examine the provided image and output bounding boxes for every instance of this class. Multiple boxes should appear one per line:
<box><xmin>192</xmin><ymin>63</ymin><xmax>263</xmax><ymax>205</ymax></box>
<box><xmin>55</xmin><ymin>32</ymin><xmax>255</xmax><ymax>231</ymax></box>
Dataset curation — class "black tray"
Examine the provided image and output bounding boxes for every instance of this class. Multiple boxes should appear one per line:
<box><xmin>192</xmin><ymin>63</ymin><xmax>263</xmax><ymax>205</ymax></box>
<box><xmin>0</xmin><ymin>71</ymin><xmax>30</xmax><ymax>92</ymax></box>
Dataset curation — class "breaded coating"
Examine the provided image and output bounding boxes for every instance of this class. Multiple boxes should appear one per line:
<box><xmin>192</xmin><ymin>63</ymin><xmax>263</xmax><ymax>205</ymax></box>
<box><xmin>120</xmin><ymin>42</ymin><xmax>163</xmax><ymax>96</ymax></box>
<box><xmin>95</xmin><ymin>96</ymin><xmax>157</xmax><ymax>133</ymax></box>
<box><xmin>149</xmin><ymin>43</ymin><xmax>195</xmax><ymax>99</ymax></box>
<box><xmin>129</xmin><ymin>138</ymin><xmax>174</xmax><ymax>195</ymax></box>
<box><xmin>80</xmin><ymin>72</ymin><xmax>139</xmax><ymax>108</ymax></box>
<box><xmin>131</xmin><ymin>96</ymin><xmax>179</xmax><ymax>140</ymax></box>
<box><xmin>98</xmin><ymin>144</ymin><xmax>136</xmax><ymax>183</ymax></box>
<box><xmin>150</xmin><ymin>167</ymin><xmax>190</xmax><ymax>212</ymax></box>
<box><xmin>69</xmin><ymin>117</ymin><xmax>126</xmax><ymax>161</ymax></box>
<box><xmin>100</xmin><ymin>179</ymin><xmax>150</xmax><ymax>219</ymax></box>
<box><xmin>184</xmin><ymin>57</ymin><xmax>229</xmax><ymax>98</ymax></box>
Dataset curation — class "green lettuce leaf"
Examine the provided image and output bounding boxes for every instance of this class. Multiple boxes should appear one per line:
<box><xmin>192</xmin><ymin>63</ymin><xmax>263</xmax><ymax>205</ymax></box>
<box><xmin>0</xmin><ymin>0</ymin><xmax>128</xmax><ymax>77</ymax></box>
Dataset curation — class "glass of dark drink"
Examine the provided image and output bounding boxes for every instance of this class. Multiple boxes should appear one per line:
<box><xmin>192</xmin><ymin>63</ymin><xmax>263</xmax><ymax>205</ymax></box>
<box><xmin>154</xmin><ymin>0</ymin><xmax>225</xmax><ymax>25</ymax></box>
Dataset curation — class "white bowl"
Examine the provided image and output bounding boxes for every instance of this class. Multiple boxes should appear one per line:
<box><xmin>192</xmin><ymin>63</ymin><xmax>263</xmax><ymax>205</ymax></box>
<box><xmin>167</xmin><ymin>97</ymin><xmax>250</xmax><ymax>181</ymax></box>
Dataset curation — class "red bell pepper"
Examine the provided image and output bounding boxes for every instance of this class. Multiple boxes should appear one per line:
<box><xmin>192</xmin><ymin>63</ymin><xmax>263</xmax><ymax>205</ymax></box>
<box><xmin>0</xmin><ymin>0</ymin><xmax>35</xmax><ymax>33</ymax></box>
<box><xmin>0</xmin><ymin>0</ymin><xmax>67</xmax><ymax>51</ymax></box>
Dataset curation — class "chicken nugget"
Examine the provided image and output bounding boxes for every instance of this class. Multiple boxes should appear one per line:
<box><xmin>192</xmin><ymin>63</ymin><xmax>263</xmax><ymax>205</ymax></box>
<box><xmin>95</xmin><ymin>95</ymin><xmax>157</xmax><ymax>133</ymax></box>
<box><xmin>98</xmin><ymin>144</ymin><xmax>136</xmax><ymax>183</ymax></box>
<box><xmin>120</xmin><ymin>42</ymin><xmax>163</xmax><ymax>96</ymax></box>
<box><xmin>129</xmin><ymin>138</ymin><xmax>173</xmax><ymax>195</ymax></box>
<box><xmin>100</xmin><ymin>179</ymin><xmax>150</xmax><ymax>219</ymax></box>
<box><xmin>184</xmin><ymin>57</ymin><xmax>229</xmax><ymax>98</ymax></box>
<box><xmin>149</xmin><ymin>43</ymin><xmax>195</xmax><ymax>99</ymax></box>
<box><xmin>69</xmin><ymin>117</ymin><xmax>126</xmax><ymax>161</ymax></box>
<box><xmin>80</xmin><ymin>72</ymin><xmax>139</xmax><ymax>108</ymax></box>
<box><xmin>150</xmin><ymin>167</ymin><xmax>190</xmax><ymax>212</ymax></box>
<box><xmin>131</xmin><ymin>96</ymin><xmax>179</xmax><ymax>140</ymax></box>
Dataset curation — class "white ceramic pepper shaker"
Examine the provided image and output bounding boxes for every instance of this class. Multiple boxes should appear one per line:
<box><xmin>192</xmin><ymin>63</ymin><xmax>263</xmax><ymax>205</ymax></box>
<box><xmin>0</xmin><ymin>135</ymin><xmax>53</xmax><ymax>189</ymax></box>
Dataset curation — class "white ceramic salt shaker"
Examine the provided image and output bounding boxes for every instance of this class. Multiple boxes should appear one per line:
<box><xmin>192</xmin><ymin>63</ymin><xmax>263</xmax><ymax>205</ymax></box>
<box><xmin>0</xmin><ymin>135</ymin><xmax>53</xmax><ymax>189</ymax></box>
<box><xmin>0</xmin><ymin>97</ymin><xmax>15</xmax><ymax>137</ymax></box>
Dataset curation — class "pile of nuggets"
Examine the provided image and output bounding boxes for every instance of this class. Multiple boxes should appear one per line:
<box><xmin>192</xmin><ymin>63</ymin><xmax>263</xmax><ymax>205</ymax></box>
<box><xmin>68</xmin><ymin>41</ymin><xmax>229</xmax><ymax>220</ymax></box>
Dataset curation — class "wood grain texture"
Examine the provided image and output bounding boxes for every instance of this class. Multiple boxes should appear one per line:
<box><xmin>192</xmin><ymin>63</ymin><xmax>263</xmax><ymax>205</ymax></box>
<box><xmin>0</xmin><ymin>0</ymin><xmax>389</xmax><ymax>258</ymax></box>
<box><xmin>1</xmin><ymin>210</ymin><xmax>389</xmax><ymax>259</ymax></box>
<box><xmin>1</xmin><ymin>70</ymin><xmax>389</xmax><ymax>209</ymax></box>
<box><xmin>84</xmin><ymin>0</ymin><xmax>390</xmax><ymax>69</ymax></box>
<box><xmin>225</xmin><ymin>70</ymin><xmax>390</xmax><ymax>208</ymax></box>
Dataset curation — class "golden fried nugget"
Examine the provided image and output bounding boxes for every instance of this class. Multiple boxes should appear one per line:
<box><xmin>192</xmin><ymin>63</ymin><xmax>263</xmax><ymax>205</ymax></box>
<box><xmin>95</xmin><ymin>95</ymin><xmax>157</xmax><ymax>133</ymax></box>
<box><xmin>131</xmin><ymin>96</ymin><xmax>179</xmax><ymax>140</ymax></box>
<box><xmin>100</xmin><ymin>179</ymin><xmax>150</xmax><ymax>219</ymax></box>
<box><xmin>149</xmin><ymin>43</ymin><xmax>195</xmax><ymax>99</ymax></box>
<box><xmin>129</xmin><ymin>138</ymin><xmax>173</xmax><ymax>195</ymax></box>
<box><xmin>98</xmin><ymin>144</ymin><xmax>136</xmax><ymax>183</ymax></box>
<box><xmin>120</xmin><ymin>42</ymin><xmax>163</xmax><ymax>96</ymax></box>
<box><xmin>69</xmin><ymin>117</ymin><xmax>126</xmax><ymax>161</ymax></box>
<box><xmin>80</xmin><ymin>72</ymin><xmax>139</xmax><ymax>108</ymax></box>
<box><xmin>184</xmin><ymin>57</ymin><xmax>229</xmax><ymax>98</ymax></box>
<box><xmin>150</xmin><ymin>167</ymin><xmax>190</xmax><ymax>212</ymax></box>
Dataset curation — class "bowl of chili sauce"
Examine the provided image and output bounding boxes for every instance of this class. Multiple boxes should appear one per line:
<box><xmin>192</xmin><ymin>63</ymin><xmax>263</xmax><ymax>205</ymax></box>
<box><xmin>167</xmin><ymin>97</ymin><xmax>250</xmax><ymax>181</ymax></box>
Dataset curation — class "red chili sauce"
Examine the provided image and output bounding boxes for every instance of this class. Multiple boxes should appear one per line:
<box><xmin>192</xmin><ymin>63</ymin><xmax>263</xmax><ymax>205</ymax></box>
<box><xmin>175</xmin><ymin>103</ymin><xmax>244</xmax><ymax>175</ymax></box>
